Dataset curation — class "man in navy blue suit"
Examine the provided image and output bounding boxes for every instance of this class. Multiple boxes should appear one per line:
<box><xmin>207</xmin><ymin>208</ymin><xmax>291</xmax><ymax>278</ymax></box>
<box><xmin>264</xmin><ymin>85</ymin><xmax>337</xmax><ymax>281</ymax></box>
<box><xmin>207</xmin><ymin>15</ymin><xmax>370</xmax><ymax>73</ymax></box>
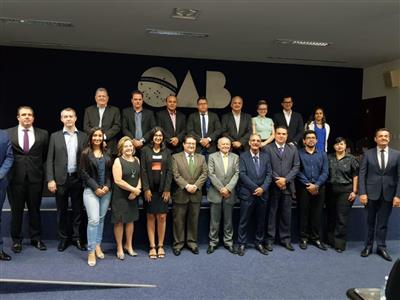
<box><xmin>359</xmin><ymin>128</ymin><xmax>400</xmax><ymax>261</ymax></box>
<box><xmin>236</xmin><ymin>133</ymin><xmax>272</xmax><ymax>256</ymax></box>
<box><xmin>0</xmin><ymin>130</ymin><xmax>14</xmax><ymax>260</ymax></box>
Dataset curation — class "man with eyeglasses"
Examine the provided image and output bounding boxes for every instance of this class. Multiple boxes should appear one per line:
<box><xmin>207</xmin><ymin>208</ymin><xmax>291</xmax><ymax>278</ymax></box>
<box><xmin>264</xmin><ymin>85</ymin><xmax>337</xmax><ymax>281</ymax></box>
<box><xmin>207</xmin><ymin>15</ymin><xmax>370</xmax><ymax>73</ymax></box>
<box><xmin>273</xmin><ymin>96</ymin><xmax>304</xmax><ymax>147</ymax></box>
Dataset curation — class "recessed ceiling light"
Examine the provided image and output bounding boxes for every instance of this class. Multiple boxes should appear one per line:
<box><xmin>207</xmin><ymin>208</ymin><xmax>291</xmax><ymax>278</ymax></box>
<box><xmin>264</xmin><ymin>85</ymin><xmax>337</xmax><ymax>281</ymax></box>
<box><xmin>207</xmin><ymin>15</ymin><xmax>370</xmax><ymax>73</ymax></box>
<box><xmin>0</xmin><ymin>17</ymin><xmax>73</xmax><ymax>27</ymax></box>
<box><xmin>146</xmin><ymin>28</ymin><xmax>208</xmax><ymax>38</ymax></box>
<box><xmin>275</xmin><ymin>39</ymin><xmax>331</xmax><ymax>47</ymax></box>
<box><xmin>171</xmin><ymin>8</ymin><xmax>200</xmax><ymax>20</ymax></box>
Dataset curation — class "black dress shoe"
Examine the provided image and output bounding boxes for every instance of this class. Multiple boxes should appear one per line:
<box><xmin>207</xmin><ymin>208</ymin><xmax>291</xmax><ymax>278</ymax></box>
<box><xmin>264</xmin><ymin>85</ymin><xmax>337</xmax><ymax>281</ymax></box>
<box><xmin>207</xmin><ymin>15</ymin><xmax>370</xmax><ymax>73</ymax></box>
<box><xmin>190</xmin><ymin>246</ymin><xmax>199</xmax><ymax>255</ymax></box>
<box><xmin>72</xmin><ymin>240</ymin><xmax>87</xmax><ymax>251</ymax></box>
<box><xmin>31</xmin><ymin>240</ymin><xmax>47</xmax><ymax>251</ymax></box>
<box><xmin>377</xmin><ymin>248</ymin><xmax>392</xmax><ymax>262</ymax></box>
<box><xmin>0</xmin><ymin>250</ymin><xmax>12</xmax><ymax>261</ymax></box>
<box><xmin>207</xmin><ymin>245</ymin><xmax>216</xmax><ymax>254</ymax></box>
<box><xmin>281</xmin><ymin>242</ymin><xmax>295</xmax><ymax>251</ymax></box>
<box><xmin>312</xmin><ymin>240</ymin><xmax>327</xmax><ymax>251</ymax></box>
<box><xmin>224</xmin><ymin>245</ymin><xmax>236</xmax><ymax>254</ymax></box>
<box><xmin>360</xmin><ymin>246</ymin><xmax>372</xmax><ymax>257</ymax></box>
<box><xmin>299</xmin><ymin>239</ymin><xmax>308</xmax><ymax>250</ymax></box>
<box><xmin>264</xmin><ymin>241</ymin><xmax>273</xmax><ymax>252</ymax></box>
<box><xmin>335</xmin><ymin>248</ymin><xmax>343</xmax><ymax>253</ymax></box>
<box><xmin>173</xmin><ymin>248</ymin><xmax>181</xmax><ymax>256</ymax></box>
<box><xmin>237</xmin><ymin>245</ymin><xmax>245</xmax><ymax>256</ymax></box>
<box><xmin>58</xmin><ymin>240</ymin><xmax>69</xmax><ymax>252</ymax></box>
<box><xmin>255</xmin><ymin>244</ymin><xmax>268</xmax><ymax>255</ymax></box>
<box><xmin>12</xmin><ymin>243</ymin><xmax>22</xmax><ymax>253</ymax></box>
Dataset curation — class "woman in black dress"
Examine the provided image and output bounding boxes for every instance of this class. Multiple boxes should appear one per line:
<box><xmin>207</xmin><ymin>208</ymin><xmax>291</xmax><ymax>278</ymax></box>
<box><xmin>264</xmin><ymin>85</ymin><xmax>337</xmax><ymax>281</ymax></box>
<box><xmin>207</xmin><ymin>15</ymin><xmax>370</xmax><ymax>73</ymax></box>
<box><xmin>141</xmin><ymin>127</ymin><xmax>172</xmax><ymax>259</ymax></box>
<box><xmin>111</xmin><ymin>136</ymin><xmax>141</xmax><ymax>260</ymax></box>
<box><xmin>326</xmin><ymin>137</ymin><xmax>359</xmax><ymax>252</ymax></box>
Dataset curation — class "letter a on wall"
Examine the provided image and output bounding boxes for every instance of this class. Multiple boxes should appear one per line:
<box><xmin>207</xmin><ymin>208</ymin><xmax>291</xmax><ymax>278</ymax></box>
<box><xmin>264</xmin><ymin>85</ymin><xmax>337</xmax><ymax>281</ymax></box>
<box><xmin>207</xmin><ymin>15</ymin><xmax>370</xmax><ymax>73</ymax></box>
<box><xmin>177</xmin><ymin>70</ymin><xmax>199</xmax><ymax>108</ymax></box>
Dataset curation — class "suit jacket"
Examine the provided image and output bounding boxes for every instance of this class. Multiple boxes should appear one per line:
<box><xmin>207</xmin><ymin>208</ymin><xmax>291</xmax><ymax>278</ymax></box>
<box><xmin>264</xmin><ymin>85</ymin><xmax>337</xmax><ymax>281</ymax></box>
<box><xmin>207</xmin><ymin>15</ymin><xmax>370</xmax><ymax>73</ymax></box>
<box><xmin>186</xmin><ymin>111</ymin><xmax>222</xmax><ymax>153</ymax></box>
<box><xmin>171</xmin><ymin>152</ymin><xmax>208</xmax><ymax>204</ymax></box>
<box><xmin>273</xmin><ymin>111</ymin><xmax>304</xmax><ymax>146</ymax></box>
<box><xmin>238</xmin><ymin>150</ymin><xmax>272</xmax><ymax>202</ymax></box>
<box><xmin>207</xmin><ymin>151</ymin><xmax>239</xmax><ymax>204</ymax></box>
<box><xmin>359</xmin><ymin>147</ymin><xmax>400</xmax><ymax>202</ymax></box>
<box><xmin>6</xmin><ymin>126</ymin><xmax>48</xmax><ymax>184</ymax></box>
<box><xmin>140</xmin><ymin>145</ymin><xmax>172</xmax><ymax>193</ymax></box>
<box><xmin>0</xmin><ymin>130</ymin><xmax>14</xmax><ymax>189</ymax></box>
<box><xmin>265</xmin><ymin>143</ymin><xmax>300</xmax><ymax>196</ymax></box>
<box><xmin>46</xmin><ymin>130</ymin><xmax>88</xmax><ymax>185</ymax></box>
<box><xmin>221</xmin><ymin>112</ymin><xmax>252</xmax><ymax>149</ymax></box>
<box><xmin>83</xmin><ymin>105</ymin><xmax>121</xmax><ymax>155</ymax></box>
<box><xmin>122</xmin><ymin>107</ymin><xmax>156</xmax><ymax>142</ymax></box>
<box><xmin>156</xmin><ymin>109</ymin><xmax>186</xmax><ymax>152</ymax></box>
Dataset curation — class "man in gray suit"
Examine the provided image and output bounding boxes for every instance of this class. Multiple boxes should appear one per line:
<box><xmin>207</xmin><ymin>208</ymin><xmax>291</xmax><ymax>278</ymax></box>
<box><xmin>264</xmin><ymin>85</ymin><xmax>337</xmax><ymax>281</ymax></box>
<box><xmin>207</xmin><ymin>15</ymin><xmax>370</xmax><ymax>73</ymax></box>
<box><xmin>207</xmin><ymin>137</ymin><xmax>239</xmax><ymax>254</ymax></box>
<box><xmin>83</xmin><ymin>87</ymin><xmax>121</xmax><ymax>155</ymax></box>
<box><xmin>47</xmin><ymin>108</ymin><xmax>88</xmax><ymax>252</ymax></box>
<box><xmin>264</xmin><ymin>126</ymin><xmax>300</xmax><ymax>252</ymax></box>
<box><xmin>359</xmin><ymin>128</ymin><xmax>400</xmax><ymax>261</ymax></box>
<box><xmin>171</xmin><ymin>135</ymin><xmax>208</xmax><ymax>256</ymax></box>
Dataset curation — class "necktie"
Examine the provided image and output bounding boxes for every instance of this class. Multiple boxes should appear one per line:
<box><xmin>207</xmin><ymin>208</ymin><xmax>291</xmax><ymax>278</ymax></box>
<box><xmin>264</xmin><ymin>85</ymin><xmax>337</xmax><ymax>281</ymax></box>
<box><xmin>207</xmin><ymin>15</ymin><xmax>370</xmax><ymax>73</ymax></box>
<box><xmin>223</xmin><ymin>154</ymin><xmax>228</xmax><ymax>174</ymax></box>
<box><xmin>279</xmin><ymin>147</ymin><xmax>284</xmax><ymax>157</ymax></box>
<box><xmin>253</xmin><ymin>156</ymin><xmax>260</xmax><ymax>176</ymax></box>
<box><xmin>23</xmin><ymin>129</ymin><xmax>29</xmax><ymax>153</ymax></box>
<box><xmin>201</xmin><ymin>113</ymin><xmax>207</xmax><ymax>138</ymax></box>
<box><xmin>188</xmin><ymin>154</ymin><xmax>195</xmax><ymax>176</ymax></box>
<box><xmin>380</xmin><ymin>149</ymin><xmax>385</xmax><ymax>171</ymax></box>
<box><xmin>135</xmin><ymin>112</ymin><xmax>142</xmax><ymax>139</ymax></box>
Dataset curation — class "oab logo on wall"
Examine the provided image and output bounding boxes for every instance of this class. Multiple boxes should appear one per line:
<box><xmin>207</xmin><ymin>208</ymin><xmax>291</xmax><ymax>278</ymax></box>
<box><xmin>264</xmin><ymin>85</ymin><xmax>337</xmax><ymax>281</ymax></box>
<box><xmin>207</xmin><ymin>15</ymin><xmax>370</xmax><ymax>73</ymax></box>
<box><xmin>138</xmin><ymin>67</ymin><xmax>231</xmax><ymax>108</ymax></box>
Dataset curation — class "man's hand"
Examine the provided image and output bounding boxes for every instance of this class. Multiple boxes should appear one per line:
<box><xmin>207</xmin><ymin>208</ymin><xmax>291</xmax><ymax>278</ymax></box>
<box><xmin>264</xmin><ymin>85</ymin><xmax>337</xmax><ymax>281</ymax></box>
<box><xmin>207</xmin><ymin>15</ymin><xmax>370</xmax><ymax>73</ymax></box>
<box><xmin>393</xmin><ymin>196</ymin><xmax>400</xmax><ymax>208</ymax></box>
<box><xmin>306</xmin><ymin>183</ymin><xmax>319</xmax><ymax>195</ymax></box>
<box><xmin>275</xmin><ymin>177</ymin><xmax>286</xmax><ymax>190</ymax></box>
<box><xmin>186</xmin><ymin>184</ymin><xmax>197</xmax><ymax>194</ymax></box>
<box><xmin>359</xmin><ymin>194</ymin><xmax>368</xmax><ymax>205</ymax></box>
<box><xmin>232</xmin><ymin>141</ymin><xmax>242</xmax><ymax>149</ymax></box>
<box><xmin>200</xmin><ymin>138</ymin><xmax>210</xmax><ymax>148</ymax></box>
<box><xmin>132</xmin><ymin>139</ymin><xmax>143</xmax><ymax>149</ymax></box>
<box><xmin>253</xmin><ymin>187</ymin><xmax>264</xmax><ymax>197</ymax></box>
<box><xmin>95</xmin><ymin>188</ymin><xmax>105</xmax><ymax>197</ymax></box>
<box><xmin>170</xmin><ymin>137</ymin><xmax>179</xmax><ymax>146</ymax></box>
<box><xmin>220</xmin><ymin>187</ymin><xmax>231</xmax><ymax>198</ymax></box>
<box><xmin>47</xmin><ymin>180</ymin><xmax>57</xmax><ymax>193</ymax></box>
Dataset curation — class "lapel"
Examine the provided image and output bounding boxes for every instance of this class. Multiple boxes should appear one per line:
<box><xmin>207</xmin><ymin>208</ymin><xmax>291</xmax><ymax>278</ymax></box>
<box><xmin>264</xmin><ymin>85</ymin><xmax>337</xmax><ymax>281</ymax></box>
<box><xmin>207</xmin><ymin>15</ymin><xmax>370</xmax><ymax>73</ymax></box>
<box><xmin>372</xmin><ymin>148</ymin><xmax>381</xmax><ymax>172</ymax></box>
<box><xmin>215</xmin><ymin>152</ymin><xmax>225</xmax><ymax>174</ymax></box>
<box><xmin>165</xmin><ymin>110</ymin><xmax>175</xmax><ymax>132</ymax></box>
<box><xmin>10</xmin><ymin>127</ymin><xmax>20</xmax><ymax>150</ymax></box>
<box><xmin>58</xmin><ymin>131</ymin><xmax>68</xmax><ymax>155</ymax></box>
<box><xmin>238</xmin><ymin>113</ymin><xmax>246</xmax><ymax>135</ymax></box>
<box><xmin>93</xmin><ymin>106</ymin><xmax>100</xmax><ymax>125</ymax></box>
<box><xmin>384</xmin><ymin>148</ymin><xmax>395</xmax><ymax>173</ymax></box>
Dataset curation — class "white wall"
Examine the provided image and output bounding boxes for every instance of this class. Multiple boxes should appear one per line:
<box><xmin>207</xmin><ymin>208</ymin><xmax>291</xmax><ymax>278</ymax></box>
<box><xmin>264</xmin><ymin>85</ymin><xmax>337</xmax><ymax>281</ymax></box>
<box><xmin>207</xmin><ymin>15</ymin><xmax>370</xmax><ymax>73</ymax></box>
<box><xmin>363</xmin><ymin>59</ymin><xmax>400</xmax><ymax>149</ymax></box>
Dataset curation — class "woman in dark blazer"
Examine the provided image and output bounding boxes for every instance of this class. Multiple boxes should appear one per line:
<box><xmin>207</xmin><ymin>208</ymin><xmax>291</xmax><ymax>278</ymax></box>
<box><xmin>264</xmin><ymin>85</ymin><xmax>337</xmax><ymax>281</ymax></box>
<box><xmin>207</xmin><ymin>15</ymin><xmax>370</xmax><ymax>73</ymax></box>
<box><xmin>80</xmin><ymin>127</ymin><xmax>113</xmax><ymax>267</ymax></box>
<box><xmin>141</xmin><ymin>127</ymin><xmax>172</xmax><ymax>259</ymax></box>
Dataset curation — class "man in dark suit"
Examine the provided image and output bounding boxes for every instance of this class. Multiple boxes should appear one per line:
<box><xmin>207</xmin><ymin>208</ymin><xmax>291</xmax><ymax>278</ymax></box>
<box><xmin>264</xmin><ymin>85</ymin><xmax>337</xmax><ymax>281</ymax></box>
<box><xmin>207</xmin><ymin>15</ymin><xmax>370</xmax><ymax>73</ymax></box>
<box><xmin>264</xmin><ymin>126</ymin><xmax>300</xmax><ymax>252</ymax></box>
<box><xmin>171</xmin><ymin>135</ymin><xmax>208</xmax><ymax>256</ymax></box>
<box><xmin>0</xmin><ymin>130</ymin><xmax>13</xmax><ymax>260</ymax></box>
<box><xmin>273</xmin><ymin>96</ymin><xmax>304</xmax><ymax>147</ymax></box>
<box><xmin>46</xmin><ymin>108</ymin><xmax>87</xmax><ymax>252</ymax></box>
<box><xmin>156</xmin><ymin>95</ymin><xmax>186</xmax><ymax>153</ymax></box>
<box><xmin>7</xmin><ymin>106</ymin><xmax>49</xmax><ymax>253</ymax></box>
<box><xmin>122</xmin><ymin>90</ymin><xmax>156</xmax><ymax>151</ymax></box>
<box><xmin>236</xmin><ymin>133</ymin><xmax>272</xmax><ymax>256</ymax></box>
<box><xmin>83</xmin><ymin>87</ymin><xmax>121</xmax><ymax>156</ymax></box>
<box><xmin>207</xmin><ymin>137</ymin><xmax>239</xmax><ymax>254</ymax></box>
<box><xmin>187</xmin><ymin>97</ymin><xmax>222</xmax><ymax>155</ymax></box>
<box><xmin>359</xmin><ymin>128</ymin><xmax>400</xmax><ymax>261</ymax></box>
<box><xmin>221</xmin><ymin>96</ymin><xmax>252</xmax><ymax>155</ymax></box>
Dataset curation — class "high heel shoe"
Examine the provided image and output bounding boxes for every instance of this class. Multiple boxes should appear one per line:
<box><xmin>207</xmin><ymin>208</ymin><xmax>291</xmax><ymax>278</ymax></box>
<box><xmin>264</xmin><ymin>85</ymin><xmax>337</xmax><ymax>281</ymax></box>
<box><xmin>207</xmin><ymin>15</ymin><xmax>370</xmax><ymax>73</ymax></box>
<box><xmin>95</xmin><ymin>246</ymin><xmax>105</xmax><ymax>259</ymax></box>
<box><xmin>116</xmin><ymin>251</ymin><xmax>125</xmax><ymax>260</ymax></box>
<box><xmin>149</xmin><ymin>247</ymin><xmax>157</xmax><ymax>259</ymax></box>
<box><xmin>88</xmin><ymin>252</ymin><xmax>96</xmax><ymax>267</ymax></box>
<box><xmin>124</xmin><ymin>247</ymin><xmax>138</xmax><ymax>257</ymax></box>
<box><xmin>157</xmin><ymin>246</ymin><xmax>165</xmax><ymax>258</ymax></box>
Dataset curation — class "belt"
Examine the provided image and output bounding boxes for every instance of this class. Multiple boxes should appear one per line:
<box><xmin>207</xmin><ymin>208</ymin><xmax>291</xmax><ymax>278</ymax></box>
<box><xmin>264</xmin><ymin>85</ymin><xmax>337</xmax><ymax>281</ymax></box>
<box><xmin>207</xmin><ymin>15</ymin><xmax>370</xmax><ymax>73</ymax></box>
<box><xmin>67</xmin><ymin>172</ymin><xmax>78</xmax><ymax>177</ymax></box>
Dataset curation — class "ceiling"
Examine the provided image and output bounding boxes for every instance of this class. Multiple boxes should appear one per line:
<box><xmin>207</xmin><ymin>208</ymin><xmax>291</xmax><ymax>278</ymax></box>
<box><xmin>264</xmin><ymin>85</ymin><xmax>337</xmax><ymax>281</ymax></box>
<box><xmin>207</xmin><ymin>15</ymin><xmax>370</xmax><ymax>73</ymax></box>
<box><xmin>0</xmin><ymin>0</ymin><xmax>399</xmax><ymax>68</ymax></box>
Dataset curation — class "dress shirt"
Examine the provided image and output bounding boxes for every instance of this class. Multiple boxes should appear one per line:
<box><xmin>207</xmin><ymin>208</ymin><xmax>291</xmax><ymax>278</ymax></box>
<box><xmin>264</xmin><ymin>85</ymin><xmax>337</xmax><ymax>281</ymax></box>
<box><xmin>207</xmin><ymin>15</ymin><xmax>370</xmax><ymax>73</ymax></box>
<box><xmin>63</xmin><ymin>127</ymin><xmax>79</xmax><ymax>173</ymax></box>
<box><xmin>297</xmin><ymin>148</ymin><xmax>329</xmax><ymax>187</ymax></box>
<box><xmin>199</xmin><ymin>112</ymin><xmax>209</xmax><ymax>137</ymax></box>
<box><xmin>232</xmin><ymin>111</ymin><xmax>241</xmax><ymax>134</ymax></box>
<box><xmin>221</xmin><ymin>152</ymin><xmax>229</xmax><ymax>174</ymax></box>
<box><xmin>376</xmin><ymin>146</ymin><xmax>389</xmax><ymax>169</ymax></box>
<box><xmin>168</xmin><ymin>109</ymin><xmax>176</xmax><ymax>131</ymax></box>
<box><xmin>283</xmin><ymin>110</ymin><xmax>292</xmax><ymax>126</ymax></box>
<box><xmin>134</xmin><ymin>109</ymin><xmax>143</xmax><ymax>139</ymax></box>
<box><xmin>18</xmin><ymin>125</ymin><xmax>35</xmax><ymax>150</ymax></box>
<box><xmin>97</xmin><ymin>106</ymin><xmax>106</xmax><ymax>128</ymax></box>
